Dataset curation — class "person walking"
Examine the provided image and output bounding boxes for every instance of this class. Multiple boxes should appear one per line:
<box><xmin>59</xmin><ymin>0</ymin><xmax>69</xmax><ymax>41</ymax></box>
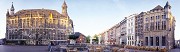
<box><xmin>48</xmin><ymin>43</ymin><xmax>52</xmax><ymax>52</ymax></box>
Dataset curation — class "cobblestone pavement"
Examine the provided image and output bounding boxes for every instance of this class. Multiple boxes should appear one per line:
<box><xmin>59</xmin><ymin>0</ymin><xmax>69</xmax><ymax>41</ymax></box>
<box><xmin>170</xmin><ymin>48</ymin><xmax>180</xmax><ymax>52</ymax></box>
<box><xmin>0</xmin><ymin>45</ymin><xmax>48</xmax><ymax>52</ymax></box>
<box><xmin>123</xmin><ymin>48</ymin><xmax>180</xmax><ymax>52</ymax></box>
<box><xmin>0</xmin><ymin>45</ymin><xmax>180</xmax><ymax>52</ymax></box>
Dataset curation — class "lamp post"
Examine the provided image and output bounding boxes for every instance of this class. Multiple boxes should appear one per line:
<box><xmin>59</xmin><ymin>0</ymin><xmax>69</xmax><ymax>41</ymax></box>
<box><xmin>80</xmin><ymin>39</ymin><xmax>82</xmax><ymax>43</ymax></box>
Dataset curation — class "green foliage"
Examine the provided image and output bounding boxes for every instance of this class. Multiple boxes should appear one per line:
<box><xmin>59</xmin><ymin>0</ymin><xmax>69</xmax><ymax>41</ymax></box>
<box><xmin>86</xmin><ymin>35</ymin><xmax>90</xmax><ymax>43</ymax></box>
<box><xmin>93</xmin><ymin>34</ymin><xmax>99</xmax><ymax>43</ymax></box>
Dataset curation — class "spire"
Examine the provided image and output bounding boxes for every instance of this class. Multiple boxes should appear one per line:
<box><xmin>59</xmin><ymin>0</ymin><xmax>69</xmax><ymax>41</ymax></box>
<box><xmin>165</xmin><ymin>1</ymin><xmax>170</xmax><ymax>6</ymax></box>
<box><xmin>164</xmin><ymin>1</ymin><xmax>171</xmax><ymax>9</ymax></box>
<box><xmin>62</xmin><ymin>0</ymin><xmax>67</xmax><ymax>7</ymax></box>
<box><xmin>62</xmin><ymin>0</ymin><xmax>68</xmax><ymax>16</ymax></box>
<box><xmin>11</xmin><ymin>2</ymin><xmax>15</xmax><ymax>11</ymax></box>
<box><xmin>6</xmin><ymin>9</ymin><xmax>9</xmax><ymax>16</ymax></box>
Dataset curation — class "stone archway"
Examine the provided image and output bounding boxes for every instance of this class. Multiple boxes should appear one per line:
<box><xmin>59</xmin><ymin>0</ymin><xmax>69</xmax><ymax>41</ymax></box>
<box><xmin>35</xmin><ymin>33</ymin><xmax>42</xmax><ymax>45</ymax></box>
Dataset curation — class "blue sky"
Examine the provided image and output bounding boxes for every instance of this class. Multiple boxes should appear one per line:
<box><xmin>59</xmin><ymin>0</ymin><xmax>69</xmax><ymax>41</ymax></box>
<box><xmin>0</xmin><ymin>0</ymin><xmax>179</xmax><ymax>40</ymax></box>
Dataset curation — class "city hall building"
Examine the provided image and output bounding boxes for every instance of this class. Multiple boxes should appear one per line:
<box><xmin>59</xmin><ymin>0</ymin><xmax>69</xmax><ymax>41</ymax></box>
<box><xmin>5</xmin><ymin>1</ymin><xmax>74</xmax><ymax>45</ymax></box>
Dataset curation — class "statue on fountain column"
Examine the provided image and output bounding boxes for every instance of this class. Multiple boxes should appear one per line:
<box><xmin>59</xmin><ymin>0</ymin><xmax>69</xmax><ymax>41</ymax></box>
<box><xmin>98</xmin><ymin>36</ymin><xmax>101</xmax><ymax>45</ymax></box>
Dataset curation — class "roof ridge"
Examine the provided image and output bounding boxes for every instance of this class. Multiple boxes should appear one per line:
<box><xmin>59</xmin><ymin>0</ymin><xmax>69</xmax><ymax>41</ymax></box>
<box><xmin>152</xmin><ymin>5</ymin><xmax>163</xmax><ymax>10</ymax></box>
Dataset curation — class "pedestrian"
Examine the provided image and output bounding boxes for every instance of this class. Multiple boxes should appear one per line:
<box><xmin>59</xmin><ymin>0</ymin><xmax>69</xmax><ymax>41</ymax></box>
<box><xmin>48</xmin><ymin>43</ymin><xmax>52</xmax><ymax>52</ymax></box>
<box><xmin>156</xmin><ymin>47</ymin><xmax>158</xmax><ymax>51</ymax></box>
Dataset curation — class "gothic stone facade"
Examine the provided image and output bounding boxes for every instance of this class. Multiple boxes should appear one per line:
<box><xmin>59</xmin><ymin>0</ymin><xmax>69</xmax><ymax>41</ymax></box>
<box><xmin>5</xmin><ymin>1</ymin><xmax>74</xmax><ymax>45</ymax></box>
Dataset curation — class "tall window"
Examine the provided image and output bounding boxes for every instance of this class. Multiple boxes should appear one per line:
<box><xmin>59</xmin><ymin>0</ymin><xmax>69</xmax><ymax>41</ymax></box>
<box><xmin>162</xmin><ymin>15</ymin><xmax>163</xmax><ymax>19</ymax></box>
<box><xmin>128</xmin><ymin>36</ymin><xmax>129</xmax><ymax>40</ymax></box>
<box><xmin>156</xmin><ymin>16</ymin><xmax>158</xmax><ymax>19</ymax></box>
<box><xmin>158</xmin><ymin>15</ymin><xmax>160</xmax><ymax>19</ymax></box>
<box><xmin>150</xmin><ymin>37</ymin><xmax>153</xmax><ymax>46</ymax></box>
<box><xmin>164</xmin><ymin>21</ymin><xmax>166</xmax><ymax>30</ymax></box>
<box><xmin>146</xmin><ymin>17</ymin><xmax>148</xmax><ymax>21</ymax></box>
<box><xmin>131</xmin><ymin>28</ymin><xmax>133</xmax><ymax>33</ymax></box>
<box><xmin>150</xmin><ymin>22</ymin><xmax>154</xmax><ymax>31</ymax></box>
<box><xmin>131</xmin><ymin>22</ymin><xmax>133</xmax><ymax>26</ymax></box>
<box><xmin>27</xmin><ymin>18</ymin><xmax>30</xmax><ymax>27</ymax></box>
<box><xmin>156</xmin><ymin>37</ymin><xmax>159</xmax><ymax>46</ymax></box>
<box><xmin>156</xmin><ymin>22</ymin><xmax>158</xmax><ymax>30</ymax></box>
<box><xmin>162</xmin><ymin>36</ymin><xmax>166</xmax><ymax>46</ymax></box>
<box><xmin>145</xmin><ymin>37</ymin><xmax>148</xmax><ymax>46</ymax></box>
<box><xmin>151</xmin><ymin>17</ymin><xmax>153</xmax><ymax>20</ymax></box>
<box><xmin>132</xmin><ymin>36</ymin><xmax>133</xmax><ymax>40</ymax></box>
<box><xmin>19</xmin><ymin>19</ymin><xmax>22</xmax><ymax>28</ymax></box>
<box><xmin>164</xmin><ymin>15</ymin><xmax>166</xmax><ymax>19</ymax></box>
<box><xmin>162</xmin><ymin>21</ymin><xmax>164</xmax><ymax>30</ymax></box>
<box><xmin>162</xmin><ymin>21</ymin><xmax>166</xmax><ymax>30</ymax></box>
<box><xmin>162</xmin><ymin>15</ymin><xmax>166</xmax><ymax>19</ymax></box>
<box><xmin>132</xmin><ymin>41</ymin><xmax>134</xmax><ymax>45</ymax></box>
<box><xmin>156</xmin><ymin>16</ymin><xmax>160</xmax><ymax>19</ymax></box>
<box><xmin>158</xmin><ymin>21</ymin><xmax>160</xmax><ymax>30</ymax></box>
<box><xmin>145</xmin><ymin>23</ymin><xmax>149</xmax><ymax>31</ymax></box>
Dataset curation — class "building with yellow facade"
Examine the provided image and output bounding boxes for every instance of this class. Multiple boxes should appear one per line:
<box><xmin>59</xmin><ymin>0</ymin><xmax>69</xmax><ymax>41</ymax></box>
<box><xmin>5</xmin><ymin>1</ymin><xmax>74</xmax><ymax>45</ymax></box>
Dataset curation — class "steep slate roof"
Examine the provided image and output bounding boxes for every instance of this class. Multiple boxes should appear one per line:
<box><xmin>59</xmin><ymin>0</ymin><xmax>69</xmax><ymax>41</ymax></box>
<box><xmin>152</xmin><ymin>5</ymin><xmax>163</xmax><ymax>10</ymax></box>
<box><xmin>62</xmin><ymin>0</ymin><xmax>67</xmax><ymax>7</ymax></box>
<box><xmin>15</xmin><ymin>9</ymin><xmax>60</xmax><ymax>15</ymax></box>
<box><xmin>69</xmin><ymin>32</ymin><xmax>85</xmax><ymax>40</ymax></box>
<box><xmin>11</xmin><ymin>9</ymin><xmax>67</xmax><ymax>18</ymax></box>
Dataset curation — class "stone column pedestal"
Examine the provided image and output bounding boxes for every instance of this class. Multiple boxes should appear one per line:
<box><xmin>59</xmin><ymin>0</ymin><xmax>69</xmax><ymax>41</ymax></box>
<box><xmin>98</xmin><ymin>36</ymin><xmax>101</xmax><ymax>45</ymax></box>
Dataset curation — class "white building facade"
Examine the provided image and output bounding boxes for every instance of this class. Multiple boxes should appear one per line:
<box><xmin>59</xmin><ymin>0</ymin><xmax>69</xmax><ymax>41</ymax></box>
<box><xmin>119</xmin><ymin>18</ymin><xmax>127</xmax><ymax>45</ymax></box>
<box><xmin>126</xmin><ymin>14</ymin><xmax>137</xmax><ymax>46</ymax></box>
<box><xmin>115</xmin><ymin>24</ymin><xmax>120</xmax><ymax>44</ymax></box>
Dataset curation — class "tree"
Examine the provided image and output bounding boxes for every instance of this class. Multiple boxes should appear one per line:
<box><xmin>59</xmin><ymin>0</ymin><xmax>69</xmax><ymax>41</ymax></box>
<box><xmin>86</xmin><ymin>35</ymin><xmax>90</xmax><ymax>43</ymax></box>
<box><xmin>93</xmin><ymin>34</ymin><xmax>99</xmax><ymax>43</ymax></box>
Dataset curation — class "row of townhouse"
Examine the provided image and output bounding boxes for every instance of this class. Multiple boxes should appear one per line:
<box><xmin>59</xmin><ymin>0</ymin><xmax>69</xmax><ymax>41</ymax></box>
<box><xmin>98</xmin><ymin>17</ymin><xmax>127</xmax><ymax>45</ymax></box>
<box><xmin>98</xmin><ymin>1</ymin><xmax>175</xmax><ymax>49</ymax></box>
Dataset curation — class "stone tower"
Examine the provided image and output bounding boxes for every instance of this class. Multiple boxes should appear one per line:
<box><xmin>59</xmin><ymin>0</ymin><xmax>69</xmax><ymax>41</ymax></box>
<box><xmin>10</xmin><ymin>2</ymin><xmax>15</xmax><ymax>15</ymax></box>
<box><xmin>62</xmin><ymin>0</ymin><xmax>68</xmax><ymax>16</ymax></box>
<box><xmin>164</xmin><ymin>1</ymin><xmax>175</xmax><ymax>49</ymax></box>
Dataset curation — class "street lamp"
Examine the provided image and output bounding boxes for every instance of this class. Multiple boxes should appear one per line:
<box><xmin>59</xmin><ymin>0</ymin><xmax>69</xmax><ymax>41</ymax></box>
<box><xmin>80</xmin><ymin>39</ymin><xmax>82</xmax><ymax>43</ymax></box>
